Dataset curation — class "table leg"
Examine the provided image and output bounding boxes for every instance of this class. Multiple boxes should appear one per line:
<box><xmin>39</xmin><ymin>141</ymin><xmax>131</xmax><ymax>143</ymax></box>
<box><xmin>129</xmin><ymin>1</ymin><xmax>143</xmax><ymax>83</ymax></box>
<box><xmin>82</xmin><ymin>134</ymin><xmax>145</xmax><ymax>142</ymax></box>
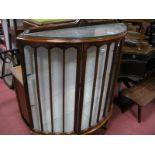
<box><xmin>138</xmin><ymin>105</ymin><xmax>142</xmax><ymax>123</ymax></box>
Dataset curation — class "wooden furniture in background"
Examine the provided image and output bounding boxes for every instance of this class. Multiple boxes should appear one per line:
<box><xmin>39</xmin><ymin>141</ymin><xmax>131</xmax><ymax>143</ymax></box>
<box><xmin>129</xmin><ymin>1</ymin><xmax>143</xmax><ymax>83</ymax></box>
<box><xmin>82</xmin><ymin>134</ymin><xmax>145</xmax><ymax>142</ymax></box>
<box><xmin>11</xmin><ymin>66</ymin><xmax>31</xmax><ymax>126</ymax></box>
<box><xmin>117</xmin><ymin>19</ymin><xmax>155</xmax><ymax>112</ymax></box>
<box><xmin>23</xmin><ymin>19</ymin><xmax>118</xmax><ymax>30</ymax></box>
<box><xmin>122</xmin><ymin>78</ymin><xmax>155</xmax><ymax>122</ymax></box>
<box><xmin>23</xmin><ymin>19</ymin><xmax>77</xmax><ymax>29</ymax></box>
<box><xmin>149</xmin><ymin>21</ymin><xmax>155</xmax><ymax>45</ymax></box>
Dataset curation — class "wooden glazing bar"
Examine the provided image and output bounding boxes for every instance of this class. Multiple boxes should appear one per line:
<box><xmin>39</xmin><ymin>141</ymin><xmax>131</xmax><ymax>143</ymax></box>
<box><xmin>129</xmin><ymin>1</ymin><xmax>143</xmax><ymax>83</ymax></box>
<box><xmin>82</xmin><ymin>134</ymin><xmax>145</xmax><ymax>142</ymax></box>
<box><xmin>97</xmin><ymin>44</ymin><xmax>110</xmax><ymax>122</ymax></box>
<box><xmin>77</xmin><ymin>44</ymin><xmax>87</xmax><ymax>132</ymax></box>
<box><xmin>48</xmin><ymin>49</ymin><xmax>54</xmax><ymax>132</ymax></box>
<box><xmin>74</xmin><ymin>48</ymin><xmax>81</xmax><ymax>133</ymax></box>
<box><xmin>34</xmin><ymin>48</ymin><xmax>43</xmax><ymax>131</ymax></box>
<box><xmin>102</xmin><ymin>42</ymin><xmax>118</xmax><ymax>117</ymax></box>
<box><xmin>89</xmin><ymin>46</ymin><xmax>99</xmax><ymax>127</ymax></box>
<box><xmin>63</xmin><ymin>48</ymin><xmax>65</xmax><ymax>132</ymax></box>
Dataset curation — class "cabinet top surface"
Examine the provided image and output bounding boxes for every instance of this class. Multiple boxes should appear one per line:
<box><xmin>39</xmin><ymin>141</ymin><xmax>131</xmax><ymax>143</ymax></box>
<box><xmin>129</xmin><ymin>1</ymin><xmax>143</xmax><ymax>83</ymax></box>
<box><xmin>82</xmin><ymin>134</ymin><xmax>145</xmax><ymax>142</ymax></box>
<box><xmin>24</xmin><ymin>23</ymin><xmax>127</xmax><ymax>39</ymax></box>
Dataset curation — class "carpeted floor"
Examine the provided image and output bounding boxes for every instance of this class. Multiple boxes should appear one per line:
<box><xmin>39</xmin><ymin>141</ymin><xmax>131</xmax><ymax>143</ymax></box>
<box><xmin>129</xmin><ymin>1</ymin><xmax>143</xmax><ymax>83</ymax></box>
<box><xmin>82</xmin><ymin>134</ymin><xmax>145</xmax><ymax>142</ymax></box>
<box><xmin>0</xmin><ymin>79</ymin><xmax>155</xmax><ymax>135</ymax></box>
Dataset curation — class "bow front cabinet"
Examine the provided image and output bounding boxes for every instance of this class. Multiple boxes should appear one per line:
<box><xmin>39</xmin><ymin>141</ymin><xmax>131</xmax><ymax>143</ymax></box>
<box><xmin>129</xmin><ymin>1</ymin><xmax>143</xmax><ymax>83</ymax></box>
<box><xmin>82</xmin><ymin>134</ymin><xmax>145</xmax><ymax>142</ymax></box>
<box><xmin>16</xmin><ymin>23</ymin><xmax>127</xmax><ymax>134</ymax></box>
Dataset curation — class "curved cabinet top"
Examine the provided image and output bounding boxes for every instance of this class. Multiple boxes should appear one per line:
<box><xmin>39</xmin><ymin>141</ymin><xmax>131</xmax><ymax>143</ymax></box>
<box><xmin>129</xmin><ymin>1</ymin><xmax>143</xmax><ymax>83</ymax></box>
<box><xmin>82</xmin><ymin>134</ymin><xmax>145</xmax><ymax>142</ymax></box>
<box><xmin>17</xmin><ymin>23</ymin><xmax>127</xmax><ymax>43</ymax></box>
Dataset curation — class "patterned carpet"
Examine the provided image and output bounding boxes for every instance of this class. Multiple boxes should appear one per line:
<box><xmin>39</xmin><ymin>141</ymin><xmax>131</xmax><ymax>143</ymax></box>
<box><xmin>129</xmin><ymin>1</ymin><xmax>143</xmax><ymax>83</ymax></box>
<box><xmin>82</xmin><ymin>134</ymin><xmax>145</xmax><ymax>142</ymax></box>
<box><xmin>0</xmin><ymin>79</ymin><xmax>155</xmax><ymax>135</ymax></box>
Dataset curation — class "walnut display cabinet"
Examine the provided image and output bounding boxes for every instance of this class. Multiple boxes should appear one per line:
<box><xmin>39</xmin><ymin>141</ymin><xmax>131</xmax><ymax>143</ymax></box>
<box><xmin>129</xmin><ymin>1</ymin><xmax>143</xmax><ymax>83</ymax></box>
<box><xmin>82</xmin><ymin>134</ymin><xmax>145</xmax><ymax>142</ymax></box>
<box><xmin>17</xmin><ymin>23</ymin><xmax>127</xmax><ymax>134</ymax></box>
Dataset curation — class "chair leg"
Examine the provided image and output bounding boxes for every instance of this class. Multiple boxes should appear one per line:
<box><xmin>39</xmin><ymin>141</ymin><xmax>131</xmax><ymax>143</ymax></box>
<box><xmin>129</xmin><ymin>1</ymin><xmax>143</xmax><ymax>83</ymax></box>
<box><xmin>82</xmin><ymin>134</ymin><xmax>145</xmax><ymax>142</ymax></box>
<box><xmin>138</xmin><ymin>105</ymin><xmax>142</xmax><ymax>123</ymax></box>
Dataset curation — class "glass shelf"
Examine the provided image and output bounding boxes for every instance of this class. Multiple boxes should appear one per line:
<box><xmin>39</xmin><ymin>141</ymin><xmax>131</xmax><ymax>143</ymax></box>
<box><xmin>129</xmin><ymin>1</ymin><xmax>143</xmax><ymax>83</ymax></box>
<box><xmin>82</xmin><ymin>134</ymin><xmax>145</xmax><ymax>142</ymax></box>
<box><xmin>24</xmin><ymin>23</ymin><xmax>127</xmax><ymax>39</ymax></box>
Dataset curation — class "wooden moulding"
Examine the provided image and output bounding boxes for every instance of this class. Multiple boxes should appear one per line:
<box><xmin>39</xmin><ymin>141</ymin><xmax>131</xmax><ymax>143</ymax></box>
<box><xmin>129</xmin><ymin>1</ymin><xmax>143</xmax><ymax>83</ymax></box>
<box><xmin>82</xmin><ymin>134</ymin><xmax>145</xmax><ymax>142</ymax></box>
<box><xmin>30</xmin><ymin>104</ymin><xmax>114</xmax><ymax>135</ymax></box>
<box><xmin>17</xmin><ymin>32</ymin><xmax>126</xmax><ymax>44</ymax></box>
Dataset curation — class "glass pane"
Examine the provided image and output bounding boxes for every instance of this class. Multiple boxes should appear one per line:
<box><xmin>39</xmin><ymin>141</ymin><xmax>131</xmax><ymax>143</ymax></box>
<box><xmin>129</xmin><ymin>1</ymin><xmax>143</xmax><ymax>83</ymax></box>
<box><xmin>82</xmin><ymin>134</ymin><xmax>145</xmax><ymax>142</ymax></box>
<box><xmin>37</xmin><ymin>47</ymin><xmax>51</xmax><ymax>132</ymax></box>
<box><xmin>24</xmin><ymin>46</ymin><xmax>41</xmax><ymax>130</ymax></box>
<box><xmin>104</xmin><ymin>42</ymin><xmax>119</xmax><ymax>116</ymax></box>
<box><xmin>64</xmin><ymin>48</ymin><xmax>77</xmax><ymax>132</ymax></box>
<box><xmin>99</xmin><ymin>43</ymin><xmax>115</xmax><ymax>120</ymax></box>
<box><xmin>51</xmin><ymin>48</ymin><xmax>63</xmax><ymax>133</ymax></box>
<box><xmin>81</xmin><ymin>46</ymin><xmax>96</xmax><ymax>130</ymax></box>
<box><xmin>91</xmin><ymin>45</ymin><xmax>107</xmax><ymax>126</ymax></box>
<box><xmin>24</xmin><ymin>23</ymin><xmax>127</xmax><ymax>39</ymax></box>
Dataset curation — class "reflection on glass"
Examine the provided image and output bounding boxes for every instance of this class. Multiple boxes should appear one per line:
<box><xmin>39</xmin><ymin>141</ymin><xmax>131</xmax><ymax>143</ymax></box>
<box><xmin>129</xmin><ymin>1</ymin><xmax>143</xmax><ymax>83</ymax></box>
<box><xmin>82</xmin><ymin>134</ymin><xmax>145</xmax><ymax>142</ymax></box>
<box><xmin>91</xmin><ymin>45</ymin><xmax>107</xmax><ymax>126</ymax></box>
<box><xmin>25</xmin><ymin>23</ymin><xmax>127</xmax><ymax>39</ymax></box>
<box><xmin>24</xmin><ymin>42</ymin><xmax>117</xmax><ymax>132</ymax></box>
<box><xmin>99</xmin><ymin>43</ymin><xmax>115</xmax><ymax>120</ymax></box>
<box><xmin>37</xmin><ymin>47</ymin><xmax>51</xmax><ymax>132</ymax></box>
<box><xmin>24</xmin><ymin>46</ymin><xmax>41</xmax><ymax>130</ymax></box>
<box><xmin>51</xmin><ymin>48</ymin><xmax>63</xmax><ymax>132</ymax></box>
<box><xmin>64</xmin><ymin>48</ymin><xmax>77</xmax><ymax>132</ymax></box>
<box><xmin>81</xmin><ymin>46</ymin><xmax>96</xmax><ymax>130</ymax></box>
